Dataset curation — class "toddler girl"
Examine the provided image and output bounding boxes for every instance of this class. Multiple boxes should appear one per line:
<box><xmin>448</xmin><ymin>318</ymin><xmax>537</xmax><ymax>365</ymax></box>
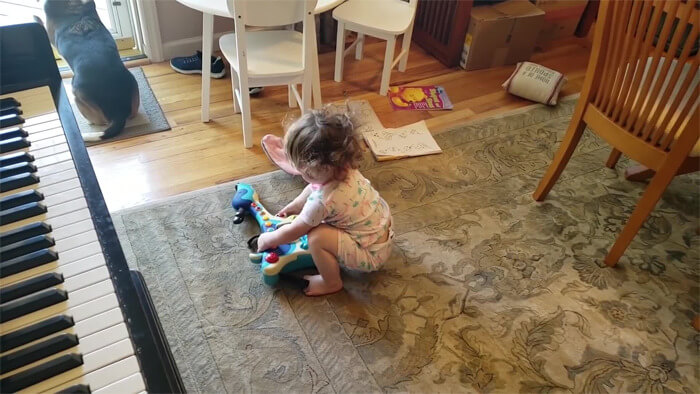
<box><xmin>256</xmin><ymin>110</ymin><xmax>393</xmax><ymax>296</ymax></box>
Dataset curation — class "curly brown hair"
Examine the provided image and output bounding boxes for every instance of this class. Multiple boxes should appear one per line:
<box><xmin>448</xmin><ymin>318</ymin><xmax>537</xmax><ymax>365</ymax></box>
<box><xmin>284</xmin><ymin>109</ymin><xmax>363</xmax><ymax>180</ymax></box>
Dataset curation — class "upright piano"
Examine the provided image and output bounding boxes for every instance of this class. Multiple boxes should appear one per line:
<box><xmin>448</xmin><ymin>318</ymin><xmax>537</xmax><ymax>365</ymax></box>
<box><xmin>0</xmin><ymin>21</ymin><xmax>184</xmax><ymax>393</ymax></box>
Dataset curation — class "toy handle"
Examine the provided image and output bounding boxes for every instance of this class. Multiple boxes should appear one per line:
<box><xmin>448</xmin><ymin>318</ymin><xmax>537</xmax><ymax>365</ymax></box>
<box><xmin>247</xmin><ymin>235</ymin><xmax>259</xmax><ymax>251</ymax></box>
<box><xmin>233</xmin><ymin>207</ymin><xmax>246</xmax><ymax>224</ymax></box>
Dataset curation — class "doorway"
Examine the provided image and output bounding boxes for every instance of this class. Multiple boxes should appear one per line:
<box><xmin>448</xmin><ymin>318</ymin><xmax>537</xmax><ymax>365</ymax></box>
<box><xmin>0</xmin><ymin>0</ymin><xmax>145</xmax><ymax>66</ymax></box>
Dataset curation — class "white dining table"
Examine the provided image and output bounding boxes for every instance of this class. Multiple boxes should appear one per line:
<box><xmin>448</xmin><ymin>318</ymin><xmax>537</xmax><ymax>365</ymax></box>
<box><xmin>175</xmin><ymin>0</ymin><xmax>345</xmax><ymax>122</ymax></box>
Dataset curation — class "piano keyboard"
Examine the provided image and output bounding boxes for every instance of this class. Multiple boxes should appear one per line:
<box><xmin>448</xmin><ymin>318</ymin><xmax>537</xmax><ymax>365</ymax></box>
<box><xmin>0</xmin><ymin>97</ymin><xmax>146</xmax><ymax>393</ymax></box>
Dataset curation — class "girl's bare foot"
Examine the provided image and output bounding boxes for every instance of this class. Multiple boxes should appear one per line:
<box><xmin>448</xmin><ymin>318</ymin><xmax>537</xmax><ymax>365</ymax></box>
<box><xmin>303</xmin><ymin>274</ymin><xmax>343</xmax><ymax>296</ymax></box>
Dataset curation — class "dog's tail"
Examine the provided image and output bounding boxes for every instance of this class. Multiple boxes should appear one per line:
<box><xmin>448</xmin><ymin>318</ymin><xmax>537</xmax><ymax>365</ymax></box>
<box><xmin>81</xmin><ymin>116</ymin><xmax>127</xmax><ymax>142</ymax></box>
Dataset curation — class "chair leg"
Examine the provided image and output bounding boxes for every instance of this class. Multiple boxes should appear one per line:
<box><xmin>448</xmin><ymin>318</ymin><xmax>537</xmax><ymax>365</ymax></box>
<box><xmin>355</xmin><ymin>33</ymin><xmax>364</xmax><ymax>60</ymax></box>
<box><xmin>606</xmin><ymin>148</ymin><xmax>622</xmax><ymax>169</ymax></box>
<box><xmin>288</xmin><ymin>84</ymin><xmax>297</xmax><ymax>108</ymax></box>
<box><xmin>533</xmin><ymin>120</ymin><xmax>587</xmax><ymax>201</ymax></box>
<box><xmin>238</xmin><ymin>76</ymin><xmax>253</xmax><ymax>149</ymax></box>
<box><xmin>334</xmin><ymin>22</ymin><xmax>345</xmax><ymax>82</ymax></box>
<box><xmin>604</xmin><ymin>161</ymin><xmax>679</xmax><ymax>266</ymax></box>
<box><xmin>693</xmin><ymin>315</ymin><xmax>700</xmax><ymax>332</ymax></box>
<box><xmin>380</xmin><ymin>36</ymin><xmax>396</xmax><ymax>96</ymax></box>
<box><xmin>625</xmin><ymin>165</ymin><xmax>655</xmax><ymax>181</ymax></box>
<box><xmin>301</xmin><ymin>75</ymin><xmax>312</xmax><ymax>114</ymax></box>
<box><xmin>230</xmin><ymin>67</ymin><xmax>240</xmax><ymax>114</ymax></box>
<box><xmin>398</xmin><ymin>25</ymin><xmax>413</xmax><ymax>72</ymax></box>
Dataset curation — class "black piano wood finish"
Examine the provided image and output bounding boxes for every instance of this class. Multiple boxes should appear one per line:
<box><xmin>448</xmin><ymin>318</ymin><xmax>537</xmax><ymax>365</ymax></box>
<box><xmin>0</xmin><ymin>22</ymin><xmax>184</xmax><ymax>393</ymax></box>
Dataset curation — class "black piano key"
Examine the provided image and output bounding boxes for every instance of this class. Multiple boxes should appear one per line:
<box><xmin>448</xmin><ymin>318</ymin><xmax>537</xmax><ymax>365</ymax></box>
<box><xmin>0</xmin><ymin>333</ymin><xmax>79</xmax><ymax>374</ymax></box>
<box><xmin>0</xmin><ymin>136</ymin><xmax>30</xmax><ymax>154</ymax></box>
<box><xmin>0</xmin><ymin>107</ymin><xmax>22</xmax><ymax>117</ymax></box>
<box><xmin>0</xmin><ymin>315</ymin><xmax>74</xmax><ymax>352</ymax></box>
<box><xmin>57</xmin><ymin>384</ymin><xmax>91</xmax><ymax>393</ymax></box>
<box><xmin>0</xmin><ymin>151</ymin><xmax>34</xmax><ymax>167</ymax></box>
<box><xmin>0</xmin><ymin>235</ymin><xmax>55</xmax><ymax>262</ymax></box>
<box><xmin>0</xmin><ymin>98</ymin><xmax>20</xmax><ymax>111</ymax></box>
<box><xmin>0</xmin><ymin>127</ymin><xmax>27</xmax><ymax>141</ymax></box>
<box><xmin>0</xmin><ymin>272</ymin><xmax>63</xmax><ymax>304</ymax></box>
<box><xmin>0</xmin><ymin>201</ymin><xmax>46</xmax><ymax>226</ymax></box>
<box><xmin>0</xmin><ymin>353</ymin><xmax>83</xmax><ymax>392</ymax></box>
<box><xmin>0</xmin><ymin>114</ymin><xmax>25</xmax><ymax>128</ymax></box>
<box><xmin>0</xmin><ymin>189</ymin><xmax>44</xmax><ymax>211</ymax></box>
<box><xmin>0</xmin><ymin>172</ymin><xmax>39</xmax><ymax>193</ymax></box>
<box><xmin>0</xmin><ymin>161</ymin><xmax>37</xmax><ymax>178</ymax></box>
<box><xmin>0</xmin><ymin>288</ymin><xmax>68</xmax><ymax>323</ymax></box>
<box><xmin>0</xmin><ymin>249</ymin><xmax>59</xmax><ymax>278</ymax></box>
<box><xmin>0</xmin><ymin>221</ymin><xmax>51</xmax><ymax>246</ymax></box>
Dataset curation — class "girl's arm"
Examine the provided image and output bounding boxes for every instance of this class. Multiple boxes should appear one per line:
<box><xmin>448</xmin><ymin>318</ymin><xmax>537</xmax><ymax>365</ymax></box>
<box><xmin>257</xmin><ymin>219</ymin><xmax>312</xmax><ymax>252</ymax></box>
<box><xmin>278</xmin><ymin>185</ymin><xmax>312</xmax><ymax>217</ymax></box>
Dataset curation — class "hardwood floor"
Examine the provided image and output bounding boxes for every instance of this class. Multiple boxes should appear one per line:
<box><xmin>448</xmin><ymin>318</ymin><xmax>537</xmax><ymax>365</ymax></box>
<box><xmin>73</xmin><ymin>38</ymin><xmax>591</xmax><ymax>211</ymax></box>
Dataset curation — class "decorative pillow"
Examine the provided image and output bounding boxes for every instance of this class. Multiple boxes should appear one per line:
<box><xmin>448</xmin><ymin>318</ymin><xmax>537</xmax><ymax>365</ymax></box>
<box><xmin>502</xmin><ymin>62</ymin><xmax>567</xmax><ymax>105</ymax></box>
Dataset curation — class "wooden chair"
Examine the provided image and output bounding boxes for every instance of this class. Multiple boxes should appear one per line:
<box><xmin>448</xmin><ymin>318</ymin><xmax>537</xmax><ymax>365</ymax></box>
<box><xmin>332</xmin><ymin>0</ymin><xmax>418</xmax><ymax>96</ymax></box>
<box><xmin>533</xmin><ymin>0</ymin><xmax>700</xmax><ymax>266</ymax></box>
<box><xmin>219</xmin><ymin>0</ymin><xmax>317</xmax><ymax>148</ymax></box>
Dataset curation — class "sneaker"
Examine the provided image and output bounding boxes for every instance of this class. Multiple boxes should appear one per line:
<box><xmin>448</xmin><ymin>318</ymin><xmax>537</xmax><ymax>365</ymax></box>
<box><xmin>170</xmin><ymin>51</ymin><xmax>226</xmax><ymax>79</ymax></box>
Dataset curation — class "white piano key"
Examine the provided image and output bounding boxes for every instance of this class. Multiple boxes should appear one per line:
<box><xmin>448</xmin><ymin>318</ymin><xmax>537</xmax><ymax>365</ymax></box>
<box><xmin>63</xmin><ymin>266</ymin><xmax>110</xmax><ymax>294</ymax></box>
<box><xmin>22</xmin><ymin>112</ymin><xmax>58</xmax><ymax>128</ymax></box>
<box><xmin>0</xmin><ymin>246</ymin><xmax>104</xmax><ymax>287</ymax></box>
<box><xmin>59</xmin><ymin>254</ymin><xmax>107</xmax><ymax>282</ymax></box>
<box><xmin>18</xmin><ymin>337</ymin><xmax>135</xmax><ymax>394</ymax></box>
<box><xmin>35</xmin><ymin>159</ymin><xmax>75</xmax><ymax>178</ymax></box>
<box><xmin>1</xmin><ymin>292</ymin><xmax>119</xmax><ymax>341</ymax></box>
<box><xmin>52</xmin><ymin>219</ymin><xmax>94</xmax><ymax>241</ymax></box>
<box><xmin>1</xmin><ymin>278</ymin><xmax>115</xmax><ymax>332</ymax></box>
<box><xmin>0</xmin><ymin>206</ymin><xmax>90</xmax><ymax>233</ymax></box>
<box><xmin>2</xmin><ymin>323</ymin><xmax>130</xmax><ymax>382</ymax></box>
<box><xmin>0</xmin><ymin>175</ymin><xmax>80</xmax><ymax>199</ymax></box>
<box><xmin>38</xmin><ymin>356</ymin><xmax>141</xmax><ymax>394</ymax></box>
<box><xmin>54</xmin><ymin>230</ymin><xmax>98</xmax><ymax>253</ymax></box>
<box><xmin>33</xmin><ymin>150</ymin><xmax>72</xmax><ymax>169</ymax></box>
<box><xmin>43</xmin><ymin>197</ymin><xmax>86</xmax><ymax>220</ymax></box>
<box><xmin>0</xmin><ymin>306</ymin><xmax>124</xmax><ymax>359</ymax></box>
<box><xmin>29</xmin><ymin>134</ymin><xmax>67</xmax><ymax>151</ymax></box>
<box><xmin>59</xmin><ymin>242</ymin><xmax>102</xmax><ymax>266</ymax></box>
<box><xmin>92</xmin><ymin>372</ymin><xmax>145</xmax><ymax>394</ymax></box>
<box><xmin>26</xmin><ymin>124</ymin><xmax>64</xmax><ymax>142</ymax></box>
<box><xmin>43</xmin><ymin>187</ymin><xmax>84</xmax><ymax>208</ymax></box>
<box><xmin>36</xmin><ymin>168</ymin><xmax>77</xmax><ymax>189</ymax></box>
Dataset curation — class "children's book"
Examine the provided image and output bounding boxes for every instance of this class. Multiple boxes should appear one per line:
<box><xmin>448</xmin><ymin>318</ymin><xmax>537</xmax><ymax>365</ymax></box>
<box><xmin>363</xmin><ymin>120</ymin><xmax>442</xmax><ymax>161</ymax></box>
<box><xmin>388</xmin><ymin>86</ymin><xmax>453</xmax><ymax>111</ymax></box>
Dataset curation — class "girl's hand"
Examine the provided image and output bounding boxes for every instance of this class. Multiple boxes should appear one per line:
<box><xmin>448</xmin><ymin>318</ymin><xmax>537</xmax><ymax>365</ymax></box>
<box><xmin>257</xmin><ymin>232</ymin><xmax>277</xmax><ymax>252</ymax></box>
<box><xmin>278</xmin><ymin>200</ymin><xmax>303</xmax><ymax>217</ymax></box>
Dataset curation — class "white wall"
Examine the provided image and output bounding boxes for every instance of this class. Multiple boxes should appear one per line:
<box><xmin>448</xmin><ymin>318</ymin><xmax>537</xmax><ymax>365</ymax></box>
<box><xmin>155</xmin><ymin>0</ymin><xmax>233</xmax><ymax>60</ymax></box>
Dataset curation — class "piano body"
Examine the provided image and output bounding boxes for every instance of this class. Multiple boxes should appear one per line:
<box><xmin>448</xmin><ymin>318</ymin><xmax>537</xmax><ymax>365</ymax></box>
<box><xmin>0</xmin><ymin>21</ymin><xmax>184</xmax><ymax>393</ymax></box>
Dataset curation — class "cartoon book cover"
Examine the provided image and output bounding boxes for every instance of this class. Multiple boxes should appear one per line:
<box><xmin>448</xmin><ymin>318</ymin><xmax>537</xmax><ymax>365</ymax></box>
<box><xmin>388</xmin><ymin>86</ymin><xmax>453</xmax><ymax>111</ymax></box>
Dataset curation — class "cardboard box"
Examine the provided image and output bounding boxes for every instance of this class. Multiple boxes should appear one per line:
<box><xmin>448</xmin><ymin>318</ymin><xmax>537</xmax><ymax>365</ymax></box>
<box><xmin>460</xmin><ymin>0</ymin><xmax>545</xmax><ymax>71</ymax></box>
<box><xmin>534</xmin><ymin>0</ymin><xmax>589</xmax><ymax>47</ymax></box>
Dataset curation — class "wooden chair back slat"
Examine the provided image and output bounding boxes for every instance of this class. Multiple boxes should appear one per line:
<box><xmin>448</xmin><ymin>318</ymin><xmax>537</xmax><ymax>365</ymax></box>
<box><xmin>590</xmin><ymin>0</ymin><xmax>698</xmax><ymax>155</ymax></box>
<box><xmin>595</xmin><ymin>0</ymin><xmax>634</xmax><ymax>109</ymax></box>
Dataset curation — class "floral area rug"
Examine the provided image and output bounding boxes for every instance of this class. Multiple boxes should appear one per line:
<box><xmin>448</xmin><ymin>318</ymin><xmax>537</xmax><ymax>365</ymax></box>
<box><xmin>112</xmin><ymin>97</ymin><xmax>699</xmax><ymax>393</ymax></box>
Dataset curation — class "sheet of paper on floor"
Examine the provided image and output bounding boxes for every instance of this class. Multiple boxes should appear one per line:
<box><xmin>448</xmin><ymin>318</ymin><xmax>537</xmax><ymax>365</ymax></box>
<box><xmin>363</xmin><ymin>120</ymin><xmax>442</xmax><ymax>161</ymax></box>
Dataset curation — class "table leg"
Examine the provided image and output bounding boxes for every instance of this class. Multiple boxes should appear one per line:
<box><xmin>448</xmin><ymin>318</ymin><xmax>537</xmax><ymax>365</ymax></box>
<box><xmin>201</xmin><ymin>13</ymin><xmax>214</xmax><ymax>122</ymax></box>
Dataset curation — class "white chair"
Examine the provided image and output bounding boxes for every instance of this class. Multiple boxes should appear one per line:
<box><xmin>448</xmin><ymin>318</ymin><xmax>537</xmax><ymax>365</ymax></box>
<box><xmin>332</xmin><ymin>0</ymin><xmax>418</xmax><ymax>96</ymax></box>
<box><xmin>219</xmin><ymin>0</ymin><xmax>318</xmax><ymax>148</ymax></box>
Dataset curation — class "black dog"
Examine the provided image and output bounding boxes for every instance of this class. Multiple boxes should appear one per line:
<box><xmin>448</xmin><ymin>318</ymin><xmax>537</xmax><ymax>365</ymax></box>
<box><xmin>43</xmin><ymin>0</ymin><xmax>138</xmax><ymax>141</ymax></box>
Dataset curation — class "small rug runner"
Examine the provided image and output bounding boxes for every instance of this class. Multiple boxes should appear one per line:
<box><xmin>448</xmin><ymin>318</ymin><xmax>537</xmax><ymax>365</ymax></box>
<box><xmin>113</xmin><ymin>97</ymin><xmax>699</xmax><ymax>393</ymax></box>
<box><xmin>63</xmin><ymin>67</ymin><xmax>170</xmax><ymax>145</ymax></box>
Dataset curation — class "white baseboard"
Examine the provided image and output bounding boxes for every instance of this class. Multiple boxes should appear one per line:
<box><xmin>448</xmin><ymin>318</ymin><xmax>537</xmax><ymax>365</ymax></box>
<box><xmin>162</xmin><ymin>32</ymin><xmax>230</xmax><ymax>60</ymax></box>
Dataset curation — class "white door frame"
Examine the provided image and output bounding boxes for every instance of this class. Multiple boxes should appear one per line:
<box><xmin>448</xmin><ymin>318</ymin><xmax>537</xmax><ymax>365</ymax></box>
<box><xmin>134</xmin><ymin>0</ymin><xmax>164</xmax><ymax>62</ymax></box>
